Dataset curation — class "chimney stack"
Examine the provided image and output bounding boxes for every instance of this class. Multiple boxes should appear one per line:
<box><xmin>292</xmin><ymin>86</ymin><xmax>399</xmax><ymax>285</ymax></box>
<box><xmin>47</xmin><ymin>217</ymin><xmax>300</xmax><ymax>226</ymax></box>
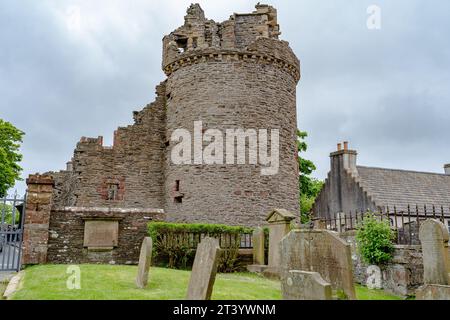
<box><xmin>330</xmin><ymin>141</ymin><xmax>358</xmax><ymax>174</ymax></box>
<box><xmin>445</xmin><ymin>164</ymin><xmax>450</xmax><ymax>175</ymax></box>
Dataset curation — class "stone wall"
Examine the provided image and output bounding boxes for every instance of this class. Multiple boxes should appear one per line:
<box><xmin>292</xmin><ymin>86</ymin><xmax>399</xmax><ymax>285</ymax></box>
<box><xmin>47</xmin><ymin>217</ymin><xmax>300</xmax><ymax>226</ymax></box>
<box><xmin>46</xmin><ymin>207</ymin><xmax>165</xmax><ymax>265</ymax></box>
<box><xmin>49</xmin><ymin>82</ymin><xmax>167</xmax><ymax>210</ymax></box>
<box><xmin>340</xmin><ymin>231</ymin><xmax>423</xmax><ymax>297</ymax></box>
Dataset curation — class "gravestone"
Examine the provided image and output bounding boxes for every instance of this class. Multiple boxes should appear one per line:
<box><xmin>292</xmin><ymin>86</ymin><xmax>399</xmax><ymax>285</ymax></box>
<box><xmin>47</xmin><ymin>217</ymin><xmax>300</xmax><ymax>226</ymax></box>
<box><xmin>252</xmin><ymin>227</ymin><xmax>265</xmax><ymax>265</ymax></box>
<box><xmin>366</xmin><ymin>265</ymin><xmax>382</xmax><ymax>290</ymax></box>
<box><xmin>264</xmin><ymin>209</ymin><xmax>296</xmax><ymax>278</ymax></box>
<box><xmin>416</xmin><ymin>284</ymin><xmax>450</xmax><ymax>300</ymax></box>
<box><xmin>135</xmin><ymin>237</ymin><xmax>153</xmax><ymax>289</ymax></box>
<box><xmin>186</xmin><ymin>237</ymin><xmax>221</xmax><ymax>300</ymax></box>
<box><xmin>282</xmin><ymin>270</ymin><xmax>332</xmax><ymax>300</ymax></box>
<box><xmin>280</xmin><ymin>229</ymin><xmax>356</xmax><ymax>300</ymax></box>
<box><xmin>418</xmin><ymin>219</ymin><xmax>450</xmax><ymax>285</ymax></box>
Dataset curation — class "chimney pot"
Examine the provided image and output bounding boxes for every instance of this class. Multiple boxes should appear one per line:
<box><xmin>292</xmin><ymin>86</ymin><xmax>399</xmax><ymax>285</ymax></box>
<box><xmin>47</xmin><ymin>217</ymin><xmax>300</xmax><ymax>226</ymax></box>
<box><xmin>337</xmin><ymin>143</ymin><xmax>342</xmax><ymax>151</ymax></box>
<box><xmin>343</xmin><ymin>141</ymin><xmax>349</xmax><ymax>151</ymax></box>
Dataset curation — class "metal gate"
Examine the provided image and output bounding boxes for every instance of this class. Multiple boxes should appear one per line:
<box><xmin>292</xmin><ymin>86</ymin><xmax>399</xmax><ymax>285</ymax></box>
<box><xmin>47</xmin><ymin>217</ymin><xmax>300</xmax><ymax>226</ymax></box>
<box><xmin>0</xmin><ymin>193</ymin><xmax>26</xmax><ymax>271</ymax></box>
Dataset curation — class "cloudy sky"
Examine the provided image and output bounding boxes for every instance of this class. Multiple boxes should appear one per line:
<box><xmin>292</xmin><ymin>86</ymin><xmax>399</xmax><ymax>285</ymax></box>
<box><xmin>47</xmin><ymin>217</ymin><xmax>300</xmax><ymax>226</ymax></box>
<box><xmin>1</xmin><ymin>0</ymin><xmax>449</xmax><ymax>195</ymax></box>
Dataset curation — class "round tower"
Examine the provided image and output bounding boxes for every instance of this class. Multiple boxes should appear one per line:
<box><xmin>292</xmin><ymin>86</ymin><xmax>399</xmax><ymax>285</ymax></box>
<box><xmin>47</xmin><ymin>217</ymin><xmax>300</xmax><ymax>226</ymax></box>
<box><xmin>162</xmin><ymin>4</ymin><xmax>300</xmax><ymax>226</ymax></box>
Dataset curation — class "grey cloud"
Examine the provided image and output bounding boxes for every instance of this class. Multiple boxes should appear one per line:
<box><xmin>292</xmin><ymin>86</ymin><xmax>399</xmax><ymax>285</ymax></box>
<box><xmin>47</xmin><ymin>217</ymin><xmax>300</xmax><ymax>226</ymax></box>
<box><xmin>1</xmin><ymin>0</ymin><xmax>449</xmax><ymax>194</ymax></box>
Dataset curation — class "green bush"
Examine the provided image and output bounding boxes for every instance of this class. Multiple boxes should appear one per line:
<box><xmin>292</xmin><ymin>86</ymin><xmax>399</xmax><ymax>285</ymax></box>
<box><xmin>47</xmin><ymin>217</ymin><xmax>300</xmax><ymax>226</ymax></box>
<box><xmin>148</xmin><ymin>222</ymin><xmax>253</xmax><ymax>272</ymax></box>
<box><xmin>356</xmin><ymin>213</ymin><xmax>395</xmax><ymax>265</ymax></box>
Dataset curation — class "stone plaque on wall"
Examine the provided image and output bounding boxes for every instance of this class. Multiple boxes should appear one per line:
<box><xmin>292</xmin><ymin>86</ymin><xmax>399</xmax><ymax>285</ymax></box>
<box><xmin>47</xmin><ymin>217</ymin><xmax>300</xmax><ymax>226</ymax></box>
<box><xmin>83</xmin><ymin>220</ymin><xmax>119</xmax><ymax>248</ymax></box>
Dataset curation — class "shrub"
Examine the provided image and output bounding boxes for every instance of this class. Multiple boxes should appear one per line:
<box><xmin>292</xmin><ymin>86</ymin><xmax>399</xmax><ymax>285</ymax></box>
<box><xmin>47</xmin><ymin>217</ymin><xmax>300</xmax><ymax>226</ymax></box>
<box><xmin>148</xmin><ymin>222</ymin><xmax>253</xmax><ymax>272</ymax></box>
<box><xmin>356</xmin><ymin>213</ymin><xmax>395</xmax><ymax>265</ymax></box>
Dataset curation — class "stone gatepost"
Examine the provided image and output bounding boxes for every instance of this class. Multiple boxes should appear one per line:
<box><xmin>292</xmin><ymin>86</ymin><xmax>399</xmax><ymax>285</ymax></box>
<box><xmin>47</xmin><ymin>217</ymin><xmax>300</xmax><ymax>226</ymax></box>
<box><xmin>263</xmin><ymin>209</ymin><xmax>296</xmax><ymax>278</ymax></box>
<box><xmin>22</xmin><ymin>174</ymin><xmax>55</xmax><ymax>265</ymax></box>
<box><xmin>246</xmin><ymin>226</ymin><xmax>267</xmax><ymax>273</ymax></box>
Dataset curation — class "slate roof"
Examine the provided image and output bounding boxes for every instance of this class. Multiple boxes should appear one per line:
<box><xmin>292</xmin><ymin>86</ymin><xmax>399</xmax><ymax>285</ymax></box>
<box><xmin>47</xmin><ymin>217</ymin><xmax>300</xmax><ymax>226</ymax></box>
<box><xmin>356</xmin><ymin>166</ymin><xmax>450</xmax><ymax>212</ymax></box>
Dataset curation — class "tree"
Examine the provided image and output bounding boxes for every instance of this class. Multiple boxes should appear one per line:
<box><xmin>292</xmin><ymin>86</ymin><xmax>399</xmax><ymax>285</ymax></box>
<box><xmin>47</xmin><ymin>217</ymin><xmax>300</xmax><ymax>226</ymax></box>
<box><xmin>0</xmin><ymin>119</ymin><xmax>24</xmax><ymax>197</ymax></box>
<box><xmin>297</xmin><ymin>130</ymin><xmax>323</xmax><ymax>222</ymax></box>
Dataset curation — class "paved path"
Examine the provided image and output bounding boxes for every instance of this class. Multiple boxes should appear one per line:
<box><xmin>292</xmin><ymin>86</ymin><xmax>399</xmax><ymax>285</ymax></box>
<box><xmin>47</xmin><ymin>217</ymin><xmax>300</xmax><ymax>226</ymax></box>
<box><xmin>0</xmin><ymin>271</ymin><xmax>15</xmax><ymax>283</ymax></box>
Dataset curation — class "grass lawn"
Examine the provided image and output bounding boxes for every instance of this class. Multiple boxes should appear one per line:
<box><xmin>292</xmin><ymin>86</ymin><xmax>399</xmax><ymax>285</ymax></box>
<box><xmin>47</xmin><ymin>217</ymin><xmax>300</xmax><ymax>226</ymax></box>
<box><xmin>10</xmin><ymin>264</ymin><xmax>402</xmax><ymax>300</ymax></box>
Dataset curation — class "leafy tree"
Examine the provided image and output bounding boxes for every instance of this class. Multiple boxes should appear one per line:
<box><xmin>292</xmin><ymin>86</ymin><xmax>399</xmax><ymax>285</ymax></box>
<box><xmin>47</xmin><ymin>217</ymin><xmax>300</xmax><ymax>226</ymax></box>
<box><xmin>0</xmin><ymin>203</ymin><xmax>19</xmax><ymax>224</ymax></box>
<box><xmin>356</xmin><ymin>213</ymin><xmax>394</xmax><ymax>265</ymax></box>
<box><xmin>297</xmin><ymin>130</ymin><xmax>323</xmax><ymax>222</ymax></box>
<box><xmin>0</xmin><ymin>119</ymin><xmax>24</xmax><ymax>197</ymax></box>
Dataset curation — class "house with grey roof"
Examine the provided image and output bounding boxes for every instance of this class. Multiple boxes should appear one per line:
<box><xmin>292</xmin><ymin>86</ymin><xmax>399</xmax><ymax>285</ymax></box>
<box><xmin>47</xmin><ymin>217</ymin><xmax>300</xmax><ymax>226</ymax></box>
<box><xmin>312</xmin><ymin>142</ymin><xmax>450</xmax><ymax>231</ymax></box>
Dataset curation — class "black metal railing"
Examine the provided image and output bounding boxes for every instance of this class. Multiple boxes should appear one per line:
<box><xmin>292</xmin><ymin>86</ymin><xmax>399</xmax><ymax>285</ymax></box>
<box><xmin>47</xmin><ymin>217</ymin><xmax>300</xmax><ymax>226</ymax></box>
<box><xmin>1</xmin><ymin>192</ymin><xmax>26</xmax><ymax>271</ymax></box>
<box><xmin>319</xmin><ymin>205</ymin><xmax>450</xmax><ymax>245</ymax></box>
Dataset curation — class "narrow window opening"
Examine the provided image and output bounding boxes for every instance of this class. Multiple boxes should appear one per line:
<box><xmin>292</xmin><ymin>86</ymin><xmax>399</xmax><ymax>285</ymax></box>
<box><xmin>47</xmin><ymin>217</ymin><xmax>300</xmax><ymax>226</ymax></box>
<box><xmin>192</xmin><ymin>37</ymin><xmax>198</xmax><ymax>49</ymax></box>
<box><xmin>107</xmin><ymin>183</ymin><xmax>119</xmax><ymax>201</ymax></box>
<box><xmin>175</xmin><ymin>37</ymin><xmax>188</xmax><ymax>53</ymax></box>
<box><xmin>175</xmin><ymin>180</ymin><xmax>180</xmax><ymax>192</ymax></box>
<box><xmin>174</xmin><ymin>196</ymin><xmax>183</xmax><ymax>204</ymax></box>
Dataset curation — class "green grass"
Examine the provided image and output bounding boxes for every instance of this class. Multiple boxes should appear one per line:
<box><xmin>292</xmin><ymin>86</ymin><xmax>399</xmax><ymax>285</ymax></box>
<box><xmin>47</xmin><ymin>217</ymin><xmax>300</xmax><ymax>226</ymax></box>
<box><xmin>10</xmin><ymin>264</ymin><xmax>402</xmax><ymax>300</ymax></box>
<box><xmin>355</xmin><ymin>284</ymin><xmax>403</xmax><ymax>300</ymax></box>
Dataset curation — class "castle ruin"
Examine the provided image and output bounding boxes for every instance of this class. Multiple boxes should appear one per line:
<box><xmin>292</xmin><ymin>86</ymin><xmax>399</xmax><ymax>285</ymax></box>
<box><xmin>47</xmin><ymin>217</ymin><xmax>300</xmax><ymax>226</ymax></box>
<box><xmin>50</xmin><ymin>4</ymin><xmax>301</xmax><ymax>227</ymax></box>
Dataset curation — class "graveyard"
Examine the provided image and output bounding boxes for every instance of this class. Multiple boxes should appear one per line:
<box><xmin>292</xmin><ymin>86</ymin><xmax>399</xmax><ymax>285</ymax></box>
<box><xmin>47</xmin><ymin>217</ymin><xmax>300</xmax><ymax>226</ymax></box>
<box><xmin>1</xmin><ymin>2</ymin><xmax>450</xmax><ymax>308</ymax></box>
<box><xmin>6</xmin><ymin>264</ymin><xmax>400</xmax><ymax>300</ymax></box>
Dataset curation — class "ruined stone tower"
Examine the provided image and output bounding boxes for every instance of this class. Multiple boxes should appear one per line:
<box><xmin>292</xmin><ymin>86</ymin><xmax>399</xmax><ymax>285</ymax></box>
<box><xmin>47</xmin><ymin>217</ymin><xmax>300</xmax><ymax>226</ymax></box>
<box><xmin>50</xmin><ymin>4</ymin><xmax>300</xmax><ymax>227</ymax></box>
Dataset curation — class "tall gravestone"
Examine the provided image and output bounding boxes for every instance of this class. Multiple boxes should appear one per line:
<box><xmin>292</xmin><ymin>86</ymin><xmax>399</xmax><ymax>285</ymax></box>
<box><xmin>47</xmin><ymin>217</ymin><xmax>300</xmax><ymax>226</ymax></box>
<box><xmin>186</xmin><ymin>237</ymin><xmax>221</xmax><ymax>300</ymax></box>
<box><xmin>264</xmin><ymin>209</ymin><xmax>296</xmax><ymax>278</ymax></box>
<box><xmin>418</xmin><ymin>219</ymin><xmax>450</xmax><ymax>285</ymax></box>
<box><xmin>135</xmin><ymin>237</ymin><xmax>153</xmax><ymax>288</ymax></box>
<box><xmin>280</xmin><ymin>229</ymin><xmax>356</xmax><ymax>300</ymax></box>
<box><xmin>247</xmin><ymin>227</ymin><xmax>267</xmax><ymax>273</ymax></box>
<box><xmin>416</xmin><ymin>219</ymin><xmax>450</xmax><ymax>300</ymax></box>
<box><xmin>252</xmin><ymin>227</ymin><xmax>265</xmax><ymax>265</ymax></box>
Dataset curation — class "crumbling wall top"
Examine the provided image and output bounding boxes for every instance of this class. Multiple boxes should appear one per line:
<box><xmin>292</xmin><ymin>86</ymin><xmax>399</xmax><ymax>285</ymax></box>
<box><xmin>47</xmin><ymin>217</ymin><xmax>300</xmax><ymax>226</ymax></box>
<box><xmin>162</xmin><ymin>3</ymin><xmax>299</xmax><ymax>78</ymax></box>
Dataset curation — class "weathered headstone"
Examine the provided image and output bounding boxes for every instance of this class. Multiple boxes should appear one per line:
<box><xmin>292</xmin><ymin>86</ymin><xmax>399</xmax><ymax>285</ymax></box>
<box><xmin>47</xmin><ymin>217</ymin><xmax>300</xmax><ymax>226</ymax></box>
<box><xmin>280</xmin><ymin>229</ymin><xmax>356</xmax><ymax>300</ymax></box>
<box><xmin>416</xmin><ymin>284</ymin><xmax>450</xmax><ymax>300</ymax></box>
<box><xmin>366</xmin><ymin>265</ymin><xmax>382</xmax><ymax>290</ymax></box>
<box><xmin>135</xmin><ymin>237</ymin><xmax>153</xmax><ymax>288</ymax></box>
<box><xmin>282</xmin><ymin>270</ymin><xmax>332</xmax><ymax>300</ymax></box>
<box><xmin>252</xmin><ymin>227</ymin><xmax>265</xmax><ymax>265</ymax></box>
<box><xmin>264</xmin><ymin>209</ymin><xmax>296</xmax><ymax>278</ymax></box>
<box><xmin>186</xmin><ymin>237</ymin><xmax>221</xmax><ymax>300</ymax></box>
<box><xmin>418</xmin><ymin>219</ymin><xmax>450</xmax><ymax>285</ymax></box>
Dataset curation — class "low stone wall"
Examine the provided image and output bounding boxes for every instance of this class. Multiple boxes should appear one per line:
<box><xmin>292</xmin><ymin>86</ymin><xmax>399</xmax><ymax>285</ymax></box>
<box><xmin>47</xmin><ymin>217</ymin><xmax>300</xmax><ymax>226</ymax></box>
<box><xmin>340</xmin><ymin>231</ymin><xmax>424</xmax><ymax>297</ymax></box>
<box><xmin>46</xmin><ymin>207</ymin><xmax>165</xmax><ymax>265</ymax></box>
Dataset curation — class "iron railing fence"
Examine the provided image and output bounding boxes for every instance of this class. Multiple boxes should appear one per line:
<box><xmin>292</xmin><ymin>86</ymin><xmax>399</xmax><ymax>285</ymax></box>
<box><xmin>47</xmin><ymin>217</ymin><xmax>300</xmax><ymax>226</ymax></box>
<box><xmin>319</xmin><ymin>204</ymin><xmax>450</xmax><ymax>245</ymax></box>
<box><xmin>0</xmin><ymin>192</ymin><xmax>26</xmax><ymax>271</ymax></box>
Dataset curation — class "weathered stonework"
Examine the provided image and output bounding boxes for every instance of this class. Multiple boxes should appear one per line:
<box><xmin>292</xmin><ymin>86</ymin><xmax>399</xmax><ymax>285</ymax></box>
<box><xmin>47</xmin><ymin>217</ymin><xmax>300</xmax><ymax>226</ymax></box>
<box><xmin>22</xmin><ymin>175</ymin><xmax>54</xmax><ymax>264</ymax></box>
<box><xmin>46</xmin><ymin>207</ymin><xmax>164</xmax><ymax>265</ymax></box>
<box><xmin>45</xmin><ymin>3</ymin><xmax>300</xmax><ymax>227</ymax></box>
<box><xmin>341</xmin><ymin>231</ymin><xmax>424</xmax><ymax>297</ymax></box>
